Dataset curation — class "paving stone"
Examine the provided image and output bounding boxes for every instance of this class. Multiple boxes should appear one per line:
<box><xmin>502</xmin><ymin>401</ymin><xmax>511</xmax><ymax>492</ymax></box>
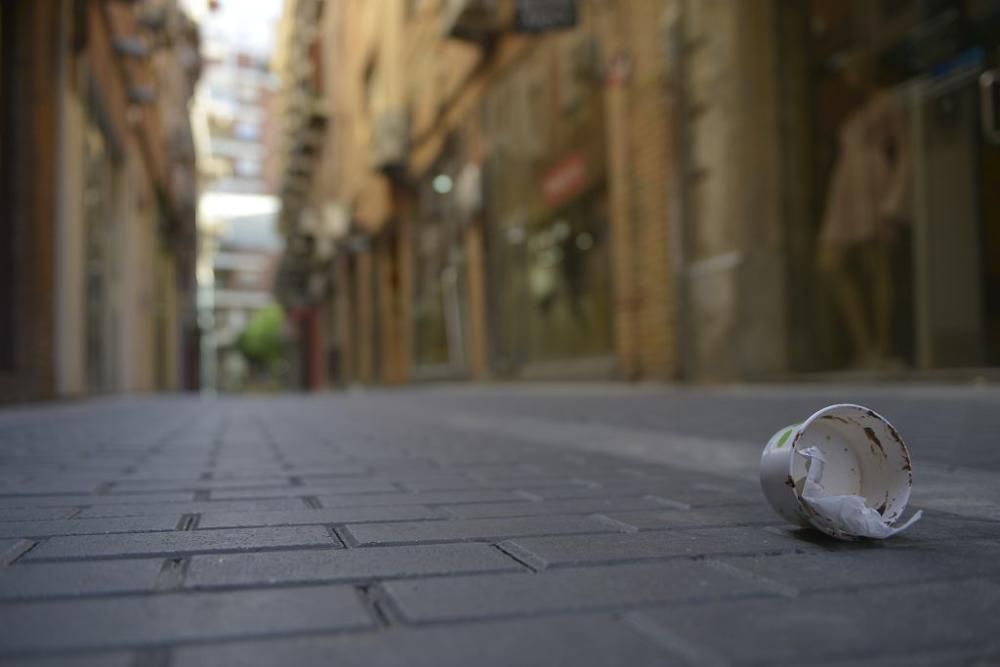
<box><xmin>599</xmin><ymin>480</ymin><xmax>762</xmax><ymax>507</ymax></box>
<box><xmin>25</xmin><ymin>526</ymin><xmax>338</xmax><ymax>560</ymax></box>
<box><xmin>186</xmin><ymin>543</ymin><xmax>521</xmax><ymax>588</ymax></box>
<box><xmin>0</xmin><ymin>481</ymin><xmax>103</xmax><ymax>495</ymax></box>
<box><xmin>595</xmin><ymin>503</ymin><xmax>781</xmax><ymax>530</ymax></box>
<box><xmin>3</xmin><ymin>388</ymin><xmax>1000</xmax><ymax>664</ymax></box>
<box><xmin>515</xmin><ymin>485</ymin><xmax>640</xmax><ymax>501</ymax></box>
<box><xmin>880</xmin><ymin>512</ymin><xmax>1000</xmax><ymax>543</ymax></box>
<box><xmin>314</xmin><ymin>490</ymin><xmax>526</xmax><ymax>508</ymax></box>
<box><xmin>108</xmin><ymin>478</ymin><xmax>295</xmax><ymax>492</ymax></box>
<box><xmin>78</xmin><ymin>498</ymin><xmax>309</xmax><ymax>518</ymax></box>
<box><xmin>381</xmin><ymin>560</ymin><xmax>774</xmax><ymax>622</ymax></box>
<box><xmin>197</xmin><ymin>505</ymin><xmax>441</xmax><ymax>529</ymax></box>
<box><xmin>0</xmin><ymin>492</ymin><xmax>196</xmax><ymax>508</ymax></box>
<box><xmin>0</xmin><ymin>585</ymin><xmax>374</xmax><ymax>654</ymax></box>
<box><xmin>343</xmin><ymin>515</ymin><xmax>623</xmax><ymax>546</ymax></box>
<box><xmin>624</xmin><ymin>579</ymin><xmax>1000</xmax><ymax>665</ymax></box>
<box><xmin>211</xmin><ymin>479</ymin><xmax>399</xmax><ymax>500</ymax></box>
<box><xmin>0</xmin><ymin>559</ymin><xmax>163</xmax><ymax>599</ymax></box>
<box><xmin>0</xmin><ymin>515</ymin><xmax>181</xmax><ymax>538</ymax></box>
<box><xmin>171</xmin><ymin>615</ymin><xmax>672</xmax><ymax>667</ymax></box>
<box><xmin>439</xmin><ymin>497</ymin><xmax>671</xmax><ymax>519</ymax></box>
<box><xmin>714</xmin><ymin>542</ymin><xmax>1000</xmax><ymax>593</ymax></box>
<box><xmin>501</xmin><ymin>527</ymin><xmax>822</xmax><ymax>569</ymax></box>
<box><xmin>0</xmin><ymin>507</ymin><xmax>77</xmax><ymax>522</ymax></box>
<box><xmin>12</xmin><ymin>652</ymin><xmax>134</xmax><ymax>667</ymax></box>
<box><xmin>812</xmin><ymin>648</ymin><xmax>1000</xmax><ymax>666</ymax></box>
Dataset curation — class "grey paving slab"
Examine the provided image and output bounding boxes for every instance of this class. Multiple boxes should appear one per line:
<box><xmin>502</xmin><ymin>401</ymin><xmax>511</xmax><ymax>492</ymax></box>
<box><xmin>594</xmin><ymin>503</ymin><xmax>783</xmax><ymax>530</ymax></box>
<box><xmin>343</xmin><ymin>515</ymin><xmax>624</xmax><ymax>546</ymax></box>
<box><xmin>713</xmin><ymin>541</ymin><xmax>1000</xmax><ymax>593</ymax></box>
<box><xmin>514</xmin><ymin>485</ymin><xmax>641</xmax><ymax>500</ymax></box>
<box><xmin>314</xmin><ymin>490</ymin><xmax>527</xmax><ymax>508</ymax></box>
<box><xmin>381</xmin><ymin>560</ymin><xmax>775</xmax><ymax>622</ymax></box>
<box><xmin>624</xmin><ymin>579</ymin><xmax>1000</xmax><ymax>665</ymax></box>
<box><xmin>25</xmin><ymin>526</ymin><xmax>338</xmax><ymax>560</ymax></box>
<box><xmin>501</xmin><ymin>526</ymin><xmax>825</xmax><ymax>569</ymax></box>
<box><xmin>186</xmin><ymin>543</ymin><xmax>522</xmax><ymax>588</ymax></box>
<box><xmin>0</xmin><ymin>507</ymin><xmax>77</xmax><ymax>522</ymax></box>
<box><xmin>171</xmin><ymin>615</ymin><xmax>672</xmax><ymax>667</ymax></box>
<box><xmin>0</xmin><ymin>492</ymin><xmax>196</xmax><ymax>508</ymax></box>
<box><xmin>196</xmin><ymin>505</ymin><xmax>441</xmax><ymax>529</ymax></box>
<box><xmin>77</xmin><ymin>497</ymin><xmax>309</xmax><ymax>518</ymax></box>
<box><xmin>438</xmin><ymin>496</ymin><xmax>671</xmax><ymax>519</ymax></box>
<box><xmin>211</xmin><ymin>479</ymin><xmax>400</xmax><ymax>499</ymax></box>
<box><xmin>108</xmin><ymin>477</ymin><xmax>295</xmax><ymax>491</ymax></box>
<box><xmin>0</xmin><ymin>515</ymin><xmax>181</xmax><ymax>538</ymax></box>
<box><xmin>2</xmin><ymin>388</ymin><xmax>1000</xmax><ymax>663</ymax></box>
<box><xmin>12</xmin><ymin>652</ymin><xmax>134</xmax><ymax>667</ymax></box>
<box><xmin>0</xmin><ymin>559</ymin><xmax>163</xmax><ymax>599</ymax></box>
<box><xmin>0</xmin><ymin>585</ymin><xmax>374</xmax><ymax>654</ymax></box>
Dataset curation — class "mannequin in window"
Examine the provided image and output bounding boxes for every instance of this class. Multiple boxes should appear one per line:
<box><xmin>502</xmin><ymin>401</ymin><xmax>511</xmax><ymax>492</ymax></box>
<box><xmin>817</xmin><ymin>55</ymin><xmax>910</xmax><ymax>369</ymax></box>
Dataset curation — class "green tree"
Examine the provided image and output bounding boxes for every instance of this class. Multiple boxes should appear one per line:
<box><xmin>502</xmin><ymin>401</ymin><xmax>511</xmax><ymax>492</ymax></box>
<box><xmin>238</xmin><ymin>304</ymin><xmax>286</xmax><ymax>370</ymax></box>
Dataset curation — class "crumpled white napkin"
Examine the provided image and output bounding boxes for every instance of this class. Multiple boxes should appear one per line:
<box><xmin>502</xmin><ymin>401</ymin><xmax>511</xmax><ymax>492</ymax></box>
<box><xmin>797</xmin><ymin>447</ymin><xmax>922</xmax><ymax>539</ymax></box>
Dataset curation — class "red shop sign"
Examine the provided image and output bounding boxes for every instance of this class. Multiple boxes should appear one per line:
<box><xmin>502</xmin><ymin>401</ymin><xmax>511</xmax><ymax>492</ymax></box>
<box><xmin>541</xmin><ymin>150</ymin><xmax>587</xmax><ymax>209</ymax></box>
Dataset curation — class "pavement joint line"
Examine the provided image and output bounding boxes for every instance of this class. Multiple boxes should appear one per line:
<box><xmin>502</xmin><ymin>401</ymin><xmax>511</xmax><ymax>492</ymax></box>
<box><xmin>2</xmin><ymin>538</ymin><xmax>38</xmax><ymax>565</ymax></box>
<box><xmin>644</xmin><ymin>495</ymin><xmax>693</xmax><ymax>509</ymax></box>
<box><xmin>329</xmin><ymin>525</ymin><xmax>351</xmax><ymax>548</ymax></box>
<box><xmin>492</xmin><ymin>542</ymin><xmax>541</xmax><ymax>572</ymax></box>
<box><xmin>589</xmin><ymin>513</ymin><xmax>641</xmax><ymax>533</ymax></box>
<box><xmin>355</xmin><ymin>582</ymin><xmax>395</xmax><ymax>628</ymax></box>
<box><xmin>154</xmin><ymin>557</ymin><xmax>189</xmax><ymax>591</ymax></box>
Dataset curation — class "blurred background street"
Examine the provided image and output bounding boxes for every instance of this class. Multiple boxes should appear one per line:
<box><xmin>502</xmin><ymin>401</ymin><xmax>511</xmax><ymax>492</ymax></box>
<box><xmin>3</xmin><ymin>0</ymin><xmax>1000</xmax><ymax>664</ymax></box>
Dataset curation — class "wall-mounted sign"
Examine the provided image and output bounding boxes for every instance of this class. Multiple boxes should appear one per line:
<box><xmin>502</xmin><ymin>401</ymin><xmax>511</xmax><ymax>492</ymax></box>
<box><xmin>514</xmin><ymin>0</ymin><xmax>577</xmax><ymax>33</ymax></box>
<box><xmin>541</xmin><ymin>150</ymin><xmax>587</xmax><ymax>209</ymax></box>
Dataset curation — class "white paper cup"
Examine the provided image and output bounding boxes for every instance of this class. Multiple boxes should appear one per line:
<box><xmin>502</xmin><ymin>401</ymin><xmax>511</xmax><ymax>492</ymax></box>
<box><xmin>759</xmin><ymin>404</ymin><xmax>914</xmax><ymax>539</ymax></box>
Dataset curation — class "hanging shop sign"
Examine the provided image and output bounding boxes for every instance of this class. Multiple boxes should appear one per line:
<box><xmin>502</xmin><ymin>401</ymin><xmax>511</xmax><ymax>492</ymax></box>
<box><xmin>514</xmin><ymin>0</ymin><xmax>576</xmax><ymax>33</ymax></box>
<box><xmin>541</xmin><ymin>150</ymin><xmax>587</xmax><ymax>209</ymax></box>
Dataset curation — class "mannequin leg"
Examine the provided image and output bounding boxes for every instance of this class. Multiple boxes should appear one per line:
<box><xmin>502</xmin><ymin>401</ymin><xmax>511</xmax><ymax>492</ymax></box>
<box><xmin>818</xmin><ymin>242</ymin><xmax>874</xmax><ymax>366</ymax></box>
<box><xmin>862</xmin><ymin>239</ymin><xmax>895</xmax><ymax>362</ymax></box>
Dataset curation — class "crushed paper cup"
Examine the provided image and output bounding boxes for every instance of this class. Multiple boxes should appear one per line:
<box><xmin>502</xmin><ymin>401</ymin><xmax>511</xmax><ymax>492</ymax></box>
<box><xmin>759</xmin><ymin>404</ymin><xmax>921</xmax><ymax>540</ymax></box>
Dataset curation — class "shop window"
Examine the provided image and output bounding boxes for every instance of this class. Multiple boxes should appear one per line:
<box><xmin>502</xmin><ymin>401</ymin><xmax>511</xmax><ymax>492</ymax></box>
<box><xmin>784</xmin><ymin>0</ymin><xmax>1000</xmax><ymax>370</ymax></box>
<box><xmin>497</xmin><ymin>192</ymin><xmax>612</xmax><ymax>364</ymax></box>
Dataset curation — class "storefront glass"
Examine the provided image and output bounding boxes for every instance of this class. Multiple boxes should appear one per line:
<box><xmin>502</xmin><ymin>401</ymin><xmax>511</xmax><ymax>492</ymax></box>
<box><xmin>412</xmin><ymin>144</ymin><xmax>468</xmax><ymax>373</ymax></box>
<box><xmin>785</xmin><ymin>0</ymin><xmax>1000</xmax><ymax>371</ymax></box>
<box><xmin>483</xmin><ymin>25</ymin><xmax>613</xmax><ymax>373</ymax></box>
<box><xmin>495</xmin><ymin>192</ymin><xmax>611</xmax><ymax>364</ymax></box>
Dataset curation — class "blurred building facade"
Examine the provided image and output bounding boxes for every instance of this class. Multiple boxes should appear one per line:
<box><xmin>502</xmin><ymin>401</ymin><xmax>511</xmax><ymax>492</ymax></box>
<box><xmin>190</xmin><ymin>25</ymin><xmax>283</xmax><ymax>392</ymax></box>
<box><xmin>273</xmin><ymin>0</ymin><xmax>1000</xmax><ymax>385</ymax></box>
<box><xmin>0</xmin><ymin>0</ymin><xmax>202</xmax><ymax>403</ymax></box>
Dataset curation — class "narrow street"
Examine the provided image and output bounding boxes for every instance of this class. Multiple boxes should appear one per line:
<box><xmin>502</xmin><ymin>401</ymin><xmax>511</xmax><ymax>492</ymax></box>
<box><xmin>1</xmin><ymin>384</ymin><xmax>999</xmax><ymax>665</ymax></box>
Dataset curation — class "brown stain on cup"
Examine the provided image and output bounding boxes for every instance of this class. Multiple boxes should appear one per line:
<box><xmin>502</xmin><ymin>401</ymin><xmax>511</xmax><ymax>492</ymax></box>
<box><xmin>863</xmin><ymin>427</ymin><xmax>887</xmax><ymax>460</ymax></box>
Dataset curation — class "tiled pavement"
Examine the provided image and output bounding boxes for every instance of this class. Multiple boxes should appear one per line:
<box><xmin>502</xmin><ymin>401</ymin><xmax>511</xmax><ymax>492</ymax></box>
<box><xmin>1</xmin><ymin>390</ymin><xmax>999</xmax><ymax>666</ymax></box>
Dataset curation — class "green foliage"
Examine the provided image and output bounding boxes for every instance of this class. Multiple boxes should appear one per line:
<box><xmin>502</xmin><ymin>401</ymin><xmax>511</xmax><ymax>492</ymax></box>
<box><xmin>238</xmin><ymin>305</ymin><xmax>286</xmax><ymax>368</ymax></box>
